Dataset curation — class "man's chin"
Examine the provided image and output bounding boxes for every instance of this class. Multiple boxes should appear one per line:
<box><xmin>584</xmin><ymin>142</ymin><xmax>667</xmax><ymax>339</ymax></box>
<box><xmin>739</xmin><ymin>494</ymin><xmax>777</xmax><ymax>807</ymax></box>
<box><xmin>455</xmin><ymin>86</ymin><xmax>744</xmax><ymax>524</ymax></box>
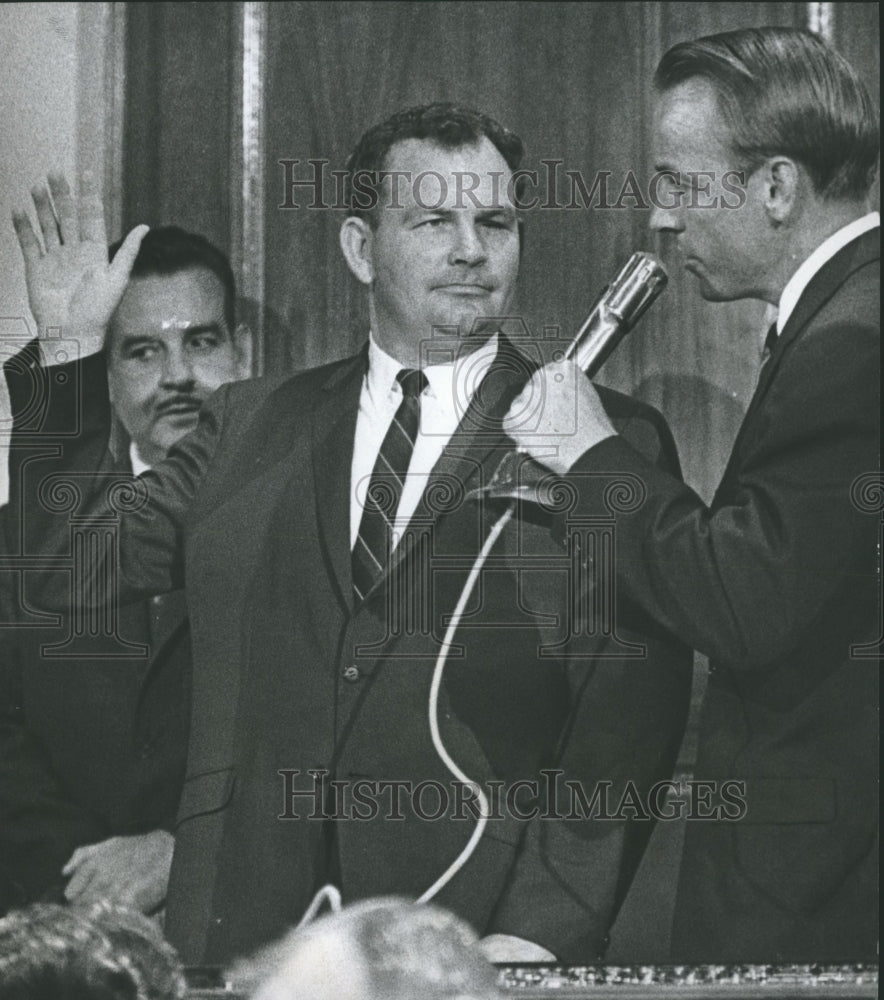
<box><xmin>690</xmin><ymin>272</ymin><xmax>731</xmax><ymax>303</ymax></box>
<box><xmin>151</xmin><ymin>413</ymin><xmax>200</xmax><ymax>453</ymax></box>
<box><xmin>440</xmin><ymin>312</ymin><xmax>501</xmax><ymax>341</ymax></box>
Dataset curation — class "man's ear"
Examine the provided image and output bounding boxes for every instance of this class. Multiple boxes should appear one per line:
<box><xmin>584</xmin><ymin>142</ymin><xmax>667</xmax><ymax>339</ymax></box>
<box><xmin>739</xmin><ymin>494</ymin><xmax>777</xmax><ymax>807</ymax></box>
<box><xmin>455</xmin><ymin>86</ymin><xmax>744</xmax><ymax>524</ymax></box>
<box><xmin>339</xmin><ymin>216</ymin><xmax>374</xmax><ymax>286</ymax></box>
<box><xmin>760</xmin><ymin>156</ymin><xmax>800</xmax><ymax>223</ymax></box>
<box><xmin>233</xmin><ymin>322</ymin><xmax>254</xmax><ymax>377</ymax></box>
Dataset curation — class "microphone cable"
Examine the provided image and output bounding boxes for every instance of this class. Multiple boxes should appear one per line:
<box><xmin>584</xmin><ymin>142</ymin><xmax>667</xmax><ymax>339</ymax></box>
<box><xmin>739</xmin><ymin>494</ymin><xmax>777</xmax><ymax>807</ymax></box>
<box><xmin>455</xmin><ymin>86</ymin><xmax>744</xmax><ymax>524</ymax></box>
<box><xmin>417</xmin><ymin>500</ymin><xmax>515</xmax><ymax>903</ymax></box>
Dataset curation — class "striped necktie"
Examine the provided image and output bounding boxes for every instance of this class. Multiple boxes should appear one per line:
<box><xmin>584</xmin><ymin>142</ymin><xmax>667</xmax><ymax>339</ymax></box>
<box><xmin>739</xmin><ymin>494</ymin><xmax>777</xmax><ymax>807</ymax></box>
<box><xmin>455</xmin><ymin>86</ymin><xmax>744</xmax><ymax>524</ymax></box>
<box><xmin>352</xmin><ymin>367</ymin><xmax>428</xmax><ymax>603</ymax></box>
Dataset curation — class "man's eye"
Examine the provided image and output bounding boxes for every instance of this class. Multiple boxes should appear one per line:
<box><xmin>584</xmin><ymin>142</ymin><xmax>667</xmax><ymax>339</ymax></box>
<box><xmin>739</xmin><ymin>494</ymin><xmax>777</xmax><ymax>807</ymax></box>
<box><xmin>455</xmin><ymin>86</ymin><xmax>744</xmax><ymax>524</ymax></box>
<box><xmin>481</xmin><ymin>217</ymin><xmax>514</xmax><ymax>230</ymax></box>
<box><xmin>662</xmin><ymin>183</ymin><xmax>685</xmax><ymax>201</ymax></box>
<box><xmin>418</xmin><ymin>217</ymin><xmax>446</xmax><ymax>228</ymax></box>
<box><xmin>128</xmin><ymin>346</ymin><xmax>157</xmax><ymax>362</ymax></box>
<box><xmin>189</xmin><ymin>334</ymin><xmax>220</xmax><ymax>350</ymax></box>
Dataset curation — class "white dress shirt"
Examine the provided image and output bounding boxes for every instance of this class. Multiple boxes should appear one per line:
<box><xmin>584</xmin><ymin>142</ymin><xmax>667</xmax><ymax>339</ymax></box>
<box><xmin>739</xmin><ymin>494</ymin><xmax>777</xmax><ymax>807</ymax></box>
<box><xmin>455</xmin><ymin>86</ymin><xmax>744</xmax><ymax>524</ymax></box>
<box><xmin>350</xmin><ymin>333</ymin><xmax>499</xmax><ymax>550</ymax></box>
<box><xmin>772</xmin><ymin>211</ymin><xmax>880</xmax><ymax>343</ymax></box>
<box><xmin>130</xmin><ymin>441</ymin><xmax>151</xmax><ymax>476</ymax></box>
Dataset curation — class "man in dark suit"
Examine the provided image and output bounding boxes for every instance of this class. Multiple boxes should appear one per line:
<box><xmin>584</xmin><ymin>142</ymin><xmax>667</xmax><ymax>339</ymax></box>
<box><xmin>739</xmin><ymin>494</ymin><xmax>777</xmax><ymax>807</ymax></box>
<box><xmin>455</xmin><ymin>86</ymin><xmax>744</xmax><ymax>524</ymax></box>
<box><xmin>0</xmin><ymin>185</ymin><xmax>250</xmax><ymax>915</ymax></box>
<box><xmin>507</xmin><ymin>28</ymin><xmax>879</xmax><ymax>961</ymax></box>
<box><xmin>25</xmin><ymin>106</ymin><xmax>691</xmax><ymax>964</ymax></box>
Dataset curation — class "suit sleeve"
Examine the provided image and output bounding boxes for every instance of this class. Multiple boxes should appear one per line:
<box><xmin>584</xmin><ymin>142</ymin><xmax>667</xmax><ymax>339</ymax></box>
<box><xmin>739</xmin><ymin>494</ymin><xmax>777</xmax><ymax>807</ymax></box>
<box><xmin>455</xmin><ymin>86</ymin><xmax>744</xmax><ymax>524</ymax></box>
<box><xmin>0</xmin><ymin>675</ymin><xmax>105</xmax><ymax>911</ymax></box>
<box><xmin>0</xmin><ymin>345</ymin><xmax>110</xmax><ymax>910</ymax></box>
<box><xmin>487</xmin><ymin>399</ymin><xmax>693</xmax><ymax>960</ymax></box>
<box><xmin>28</xmin><ymin>380</ymin><xmax>231</xmax><ymax>613</ymax></box>
<box><xmin>562</xmin><ymin>306</ymin><xmax>879</xmax><ymax>672</ymax></box>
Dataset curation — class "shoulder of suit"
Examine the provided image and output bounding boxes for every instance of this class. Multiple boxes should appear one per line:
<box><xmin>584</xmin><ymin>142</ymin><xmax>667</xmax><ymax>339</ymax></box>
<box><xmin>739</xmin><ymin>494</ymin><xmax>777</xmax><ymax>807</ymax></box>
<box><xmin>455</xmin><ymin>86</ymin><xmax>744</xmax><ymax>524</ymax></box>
<box><xmin>595</xmin><ymin>380</ymin><xmax>666</xmax><ymax>430</ymax></box>
<box><xmin>216</xmin><ymin>353</ymin><xmax>362</xmax><ymax>412</ymax></box>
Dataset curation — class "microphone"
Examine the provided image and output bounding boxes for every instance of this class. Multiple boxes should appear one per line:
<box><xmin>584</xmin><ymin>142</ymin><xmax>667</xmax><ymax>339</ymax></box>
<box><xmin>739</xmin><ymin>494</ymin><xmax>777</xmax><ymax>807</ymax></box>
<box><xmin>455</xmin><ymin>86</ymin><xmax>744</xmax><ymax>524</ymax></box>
<box><xmin>467</xmin><ymin>251</ymin><xmax>668</xmax><ymax>503</ymax></box>
<box><xmin>564</xmin><ymin>251</ymin><xmax>668</xmax><ymax>375</ymax></box>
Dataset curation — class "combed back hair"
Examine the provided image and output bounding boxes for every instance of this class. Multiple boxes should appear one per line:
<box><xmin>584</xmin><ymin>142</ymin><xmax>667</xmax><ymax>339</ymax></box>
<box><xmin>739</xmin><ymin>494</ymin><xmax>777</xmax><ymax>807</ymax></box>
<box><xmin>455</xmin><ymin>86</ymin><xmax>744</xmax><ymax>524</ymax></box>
<box><xmin>655</xmin><ymin>27</ymin><xmax>879</xmax><ymax>200</ymax></box>
<box><xmin>228</xmin><ymin>896</ymin><xmax>501</xmax><ymax>999</ymax></box>
<box><xmin>344</xmin><ymin>101</ymin><xmax>524</xmax><ymax>223</ymax></box>
<box><xmin>109</xmin><ymin>226</ymin><xmax>236</xmax><ymax>330</ymax></box>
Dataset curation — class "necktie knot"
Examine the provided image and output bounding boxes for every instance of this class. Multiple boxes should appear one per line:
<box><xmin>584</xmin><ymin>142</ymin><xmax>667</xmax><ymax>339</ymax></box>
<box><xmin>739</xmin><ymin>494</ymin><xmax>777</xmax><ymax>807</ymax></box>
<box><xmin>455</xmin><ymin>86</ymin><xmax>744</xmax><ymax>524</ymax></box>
<box><xmin>396</xmin><ymin>368</ymin><xmax>428</xmax><ymax>399</ymax></box>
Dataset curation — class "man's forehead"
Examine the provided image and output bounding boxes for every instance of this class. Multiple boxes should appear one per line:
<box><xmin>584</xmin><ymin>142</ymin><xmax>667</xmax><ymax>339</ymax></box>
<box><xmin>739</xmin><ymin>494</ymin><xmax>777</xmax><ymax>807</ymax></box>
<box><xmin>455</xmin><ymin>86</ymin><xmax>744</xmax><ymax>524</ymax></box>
<box><xmin>122</xmin><ymin>267</ymin><xmax>226</xmax><ymax>302</ymax></box>
<box><xmin>112</xmin><ymin>268</ymin><xmax>228</xmax><ymax>331</ymax></box>
<box><xmin>377</xmin><ymin>135</ymin><xmax>515</xmax><ymax>210</ymax></box>
<box><xmin>652</xmin><ymin>78</ymin><xmax>733</xmax><ymax>165</ymax></box>
<box><xmin>383</xmin><ymin>135</ymin><xmax>508</xmax><ymax>168</ymax></box>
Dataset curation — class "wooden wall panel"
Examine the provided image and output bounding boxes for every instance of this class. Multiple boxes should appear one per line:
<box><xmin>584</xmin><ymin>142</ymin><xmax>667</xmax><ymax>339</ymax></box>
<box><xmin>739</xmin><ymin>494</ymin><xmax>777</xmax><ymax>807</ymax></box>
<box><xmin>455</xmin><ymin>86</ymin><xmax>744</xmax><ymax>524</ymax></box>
<box><xmin>123</xmin><ymin>2</ymin><xmax>236</xmax><ymax>252</ymax></box>
<box><xmin>123</xmin><ymin>0</ymin><xmax>878</xmax><ymax>504</ymax></box>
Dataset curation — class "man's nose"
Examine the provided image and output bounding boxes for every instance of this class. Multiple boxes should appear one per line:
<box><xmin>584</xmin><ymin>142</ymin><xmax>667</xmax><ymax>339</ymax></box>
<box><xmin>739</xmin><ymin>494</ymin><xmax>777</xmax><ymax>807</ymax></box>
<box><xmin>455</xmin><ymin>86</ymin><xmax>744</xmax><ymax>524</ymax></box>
<box><xmin>160</xmin><ymin>349</ymin><xmax>195</xmax><ymax>386</ymax></box>
<box><xmin>650</xmin><ymin>200</ymin><xmax>684</xmax><ymax>234</ymax></box>
<box><xmin>448</xmin><ymin>219</ymin><xmax>488</xmax><ymax>266</ymax></box>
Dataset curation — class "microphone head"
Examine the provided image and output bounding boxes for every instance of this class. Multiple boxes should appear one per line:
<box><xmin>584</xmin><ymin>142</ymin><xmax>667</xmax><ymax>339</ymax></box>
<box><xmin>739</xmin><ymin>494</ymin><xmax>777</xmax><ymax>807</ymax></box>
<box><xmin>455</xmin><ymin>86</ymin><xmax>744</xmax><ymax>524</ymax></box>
<box><xmin>606</xmin><ymin>252</ymin><xmax>668</xmax><ymax>327</ymax></box>
<box><xmin>566</xmin><ymin>252</ymin><xmax>668</xmax><ymax>374</ymax></box>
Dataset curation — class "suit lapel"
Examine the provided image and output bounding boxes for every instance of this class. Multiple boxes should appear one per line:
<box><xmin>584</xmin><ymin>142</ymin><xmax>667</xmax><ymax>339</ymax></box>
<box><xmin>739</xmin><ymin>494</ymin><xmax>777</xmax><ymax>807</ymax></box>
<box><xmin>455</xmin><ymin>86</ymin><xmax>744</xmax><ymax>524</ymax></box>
<box><xmin>311</xmin><ymin>348</ymin><xmax>367</xmax><ymax>612</ymax></box>
<box><xmin>717</xmin><ymin>228</ymin><xmax>880</xmax><ymax>498</ymax></box>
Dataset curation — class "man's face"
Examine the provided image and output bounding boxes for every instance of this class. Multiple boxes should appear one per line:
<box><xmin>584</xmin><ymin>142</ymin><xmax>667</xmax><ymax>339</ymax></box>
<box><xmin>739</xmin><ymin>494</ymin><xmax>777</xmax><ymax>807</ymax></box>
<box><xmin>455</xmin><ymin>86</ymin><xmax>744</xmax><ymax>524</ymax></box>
<box><xmin>107</xmin><ymin>267</ymin><xmax>246</xmax><ymax>464</ymax></box>
<box><xmin>357</xmin><ymin>136</ymin><xmax>520</xmax><ymax>363</ymax></box>
<box><xmin>650</xmin><ymin>78</ymin><xmax>772</xmax><ymax>302</ymax></box>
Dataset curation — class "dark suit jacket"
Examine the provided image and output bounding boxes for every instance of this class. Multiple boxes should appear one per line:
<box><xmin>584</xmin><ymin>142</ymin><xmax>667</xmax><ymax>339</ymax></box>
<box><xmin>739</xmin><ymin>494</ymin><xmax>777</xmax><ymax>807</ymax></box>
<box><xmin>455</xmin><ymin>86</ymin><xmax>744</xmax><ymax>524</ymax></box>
<box><xmin>566</xmin><ymin>229</ymin><xmax>880</xmax><ymax>961</ymax></box>
<box><xmin>0</xmin><ymin>342</ymin><xmax>191</xmax><ymax>912</ymax></box>
<box><xmin>31</xmin><ymin>335</ymin><xmax>690</xmax><ymax>963</ymax></box>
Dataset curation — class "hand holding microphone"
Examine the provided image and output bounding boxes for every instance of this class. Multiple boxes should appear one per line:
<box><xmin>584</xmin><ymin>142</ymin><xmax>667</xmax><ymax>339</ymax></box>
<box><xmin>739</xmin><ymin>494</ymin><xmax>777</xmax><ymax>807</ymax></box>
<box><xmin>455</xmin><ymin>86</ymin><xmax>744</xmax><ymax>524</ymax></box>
<box><xmin>503</xmin><ymin>252</ymin><xmax>667</xmax><ymax>476</ymax></box>
<box><xmin>501</xmin><ymin>358</ymin><xmax>615</xmax><ymax>474</ymax></box>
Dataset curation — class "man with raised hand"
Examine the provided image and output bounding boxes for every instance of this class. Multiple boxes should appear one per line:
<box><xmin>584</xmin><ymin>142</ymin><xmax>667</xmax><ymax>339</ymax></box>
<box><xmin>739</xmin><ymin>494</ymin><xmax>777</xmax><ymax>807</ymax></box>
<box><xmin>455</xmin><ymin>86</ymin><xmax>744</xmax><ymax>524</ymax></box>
<box><xmin>1</xmin><ymin>173</ymin><xmax>249</xmax><ymax>916</ymax></box>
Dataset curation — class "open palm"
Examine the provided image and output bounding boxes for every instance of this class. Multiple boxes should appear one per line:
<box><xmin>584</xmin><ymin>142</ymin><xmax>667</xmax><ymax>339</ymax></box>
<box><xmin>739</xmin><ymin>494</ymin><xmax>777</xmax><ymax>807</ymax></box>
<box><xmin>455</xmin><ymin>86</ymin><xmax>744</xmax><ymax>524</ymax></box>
<box><xmin>13</xmin><ymin>172</ymin><xmax>147</xmax><ymax>358</ymax></box>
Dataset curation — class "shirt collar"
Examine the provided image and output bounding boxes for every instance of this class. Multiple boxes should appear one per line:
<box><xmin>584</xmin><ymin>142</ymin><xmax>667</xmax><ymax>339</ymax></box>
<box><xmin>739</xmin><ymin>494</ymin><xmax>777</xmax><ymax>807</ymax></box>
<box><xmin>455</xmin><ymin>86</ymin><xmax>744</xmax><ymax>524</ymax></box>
<box><xmin>366</xmin><ymin>332</ymin><xmax>499</xmax><ymax>413</ymax></box>
<box><xmin>129</xmin><ymin>440</ymin><xmax>152</xmax><ymax>476</ymax></box>
<box><xmin>776</xmin><ymin>211</ymin><xmax>879</xmax><ymax>335</ymax></box>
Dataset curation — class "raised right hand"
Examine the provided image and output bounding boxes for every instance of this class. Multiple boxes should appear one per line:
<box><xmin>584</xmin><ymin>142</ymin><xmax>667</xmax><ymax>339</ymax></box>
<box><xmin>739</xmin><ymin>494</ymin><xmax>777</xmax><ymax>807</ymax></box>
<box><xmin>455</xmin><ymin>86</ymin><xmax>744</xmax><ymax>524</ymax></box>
<box><xmin>12</xmin><ymin>171</ymin><xmax>147</xmax><ymax>360</ymax></box>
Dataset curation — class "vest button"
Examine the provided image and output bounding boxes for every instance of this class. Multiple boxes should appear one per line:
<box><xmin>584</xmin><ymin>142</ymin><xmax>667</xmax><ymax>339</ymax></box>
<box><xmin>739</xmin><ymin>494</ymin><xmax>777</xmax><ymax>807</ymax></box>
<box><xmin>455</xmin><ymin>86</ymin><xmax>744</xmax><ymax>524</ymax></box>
<box><xmin>342</xmin><ymin>664</ymin><xmax>361</xmax><ymax>683</ymax></box>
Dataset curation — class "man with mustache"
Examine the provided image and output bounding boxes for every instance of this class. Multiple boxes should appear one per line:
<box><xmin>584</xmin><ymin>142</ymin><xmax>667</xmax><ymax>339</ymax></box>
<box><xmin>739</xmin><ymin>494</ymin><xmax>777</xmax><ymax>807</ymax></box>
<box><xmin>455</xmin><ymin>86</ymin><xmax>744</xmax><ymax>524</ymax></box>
<box><xmin>22</xmin><ymin>106</ymin><xmax>691</xmax><ymax>963</ymax></box>
<box><xmin>507</xmin><ymin>28</ymin><xmax>879</xmax><ymax>961</ymax></box>
<box><xmin>0</xmin><ymin>176</ymin><xmax>250</xmax><ymax>916</ymax></box>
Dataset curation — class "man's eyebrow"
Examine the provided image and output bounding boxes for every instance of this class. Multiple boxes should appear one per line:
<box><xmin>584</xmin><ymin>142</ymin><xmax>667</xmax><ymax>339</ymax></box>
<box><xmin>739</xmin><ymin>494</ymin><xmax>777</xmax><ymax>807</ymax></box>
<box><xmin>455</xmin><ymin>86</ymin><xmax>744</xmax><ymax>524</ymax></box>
<box><xmin>183</xmin><ymin>323</ymin><xmax>226</xmax><ymax>337</ymax></box>
<box><xmin>117</xmin><ymin>334</ymin><xmax>158</xmax><ymax>350</ymax></box>
<box><xmin>404</xmin><ymin>205</ymin><xmax>454</xmax><ymax>219</ymax></box>
<box><xmin>476</xmin><ymin>206</ymin><xmax>517</xmax><ymax>221</ymax></box>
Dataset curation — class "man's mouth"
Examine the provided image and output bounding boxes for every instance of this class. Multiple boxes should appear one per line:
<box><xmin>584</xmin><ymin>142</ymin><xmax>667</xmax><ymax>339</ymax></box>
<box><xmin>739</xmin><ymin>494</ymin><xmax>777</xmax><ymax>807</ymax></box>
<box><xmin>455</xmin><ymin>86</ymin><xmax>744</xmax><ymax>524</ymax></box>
<box><xmin>435</xmin><ymin>283</ymin><xmax>493</xmax><ymax>294</ymax></box>
<box><xmin>156</xmin><ymin>397</ymin><xmax>202</xmax><ymax>419</ymax></box>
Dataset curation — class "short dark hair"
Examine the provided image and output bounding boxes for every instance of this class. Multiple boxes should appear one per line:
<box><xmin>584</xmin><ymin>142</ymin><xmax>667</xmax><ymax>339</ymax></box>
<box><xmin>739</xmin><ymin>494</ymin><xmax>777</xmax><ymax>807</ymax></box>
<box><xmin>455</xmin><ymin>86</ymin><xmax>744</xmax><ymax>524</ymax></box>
<box><xmin>655</xmin><ymin>27</ymin><xmax>879</xmax><ymax>200</ymax></box>
<box><xmin>344</xmin><ymin>102</ymin><xmax>524</xmax><ymax>224</ymax></box>
<box><xmin>109</xmin><ymin>226</ymin><xmax>236</xmax><ymax>330</ymax></box>
<box><xmin>0</xmin><ymin>902</ymin><xmax>185</xmax><ymax>1000</ymax></box>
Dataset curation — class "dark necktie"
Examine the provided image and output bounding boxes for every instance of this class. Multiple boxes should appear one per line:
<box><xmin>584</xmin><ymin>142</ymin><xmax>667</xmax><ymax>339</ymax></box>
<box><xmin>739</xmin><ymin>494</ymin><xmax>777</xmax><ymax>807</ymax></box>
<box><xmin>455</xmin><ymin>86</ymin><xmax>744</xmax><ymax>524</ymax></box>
<box><xmin>760</xmin><ymin>321</ymin><xmax>779</xmax><ymax>367</ymax></box>
<box><xmin>352</xmin><ymin>368</ymin><xmax>428</xmax><ymax>602</ymax></box>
